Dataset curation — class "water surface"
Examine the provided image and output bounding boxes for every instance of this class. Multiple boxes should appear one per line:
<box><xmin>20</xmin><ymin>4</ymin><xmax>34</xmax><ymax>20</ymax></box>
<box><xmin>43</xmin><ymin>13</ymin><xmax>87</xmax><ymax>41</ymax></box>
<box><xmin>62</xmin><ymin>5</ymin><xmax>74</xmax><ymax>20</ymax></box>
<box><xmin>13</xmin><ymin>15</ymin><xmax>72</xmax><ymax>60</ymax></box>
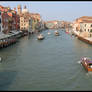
<box><xmin>0</xmin><ymin>29</ymin><xmax>92</xmax><ymax>91</ymax></box>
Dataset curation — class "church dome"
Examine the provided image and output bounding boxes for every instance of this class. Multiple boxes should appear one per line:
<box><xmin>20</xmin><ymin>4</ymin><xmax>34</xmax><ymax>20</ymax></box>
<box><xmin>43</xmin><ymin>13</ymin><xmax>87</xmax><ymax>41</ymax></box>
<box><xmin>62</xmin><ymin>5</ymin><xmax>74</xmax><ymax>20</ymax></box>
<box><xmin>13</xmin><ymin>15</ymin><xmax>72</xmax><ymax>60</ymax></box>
<box><xmin>22</xmin><ymin>5</ymin><xmax>28</xmax><ymax>14</ymax></box>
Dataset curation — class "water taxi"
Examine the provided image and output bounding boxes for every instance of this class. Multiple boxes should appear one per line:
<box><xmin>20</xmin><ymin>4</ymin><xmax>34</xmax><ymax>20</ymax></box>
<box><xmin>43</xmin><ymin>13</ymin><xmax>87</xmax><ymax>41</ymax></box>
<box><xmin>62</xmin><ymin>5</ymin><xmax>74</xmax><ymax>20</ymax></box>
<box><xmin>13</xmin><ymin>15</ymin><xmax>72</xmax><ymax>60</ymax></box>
<box><xmin>54</xmin><ymin>31</ymin><xmax>59</xmax><ymax>36</ymax></box>
<box><xmin>37</xmin><ymin>34</ymin><xmax>44</xmax><ymax>40</ymax></box>
<box><xmin>81</xmin><ymin>57</ymin><xmax>92</xmax><ymax>72</ymax></box>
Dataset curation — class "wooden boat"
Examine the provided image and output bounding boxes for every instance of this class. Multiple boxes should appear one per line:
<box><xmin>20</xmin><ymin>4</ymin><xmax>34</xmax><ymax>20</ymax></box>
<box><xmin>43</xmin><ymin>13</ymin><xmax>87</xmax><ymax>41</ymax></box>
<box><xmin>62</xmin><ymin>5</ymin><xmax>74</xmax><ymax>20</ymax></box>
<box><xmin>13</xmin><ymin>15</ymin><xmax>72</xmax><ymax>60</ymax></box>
<box><xmin>37</xmin><ymin>34</ymin><xmax>44</xmax><ymax>40</ymax></box>
<box><xmin>81</xmin><ymin>57</ymin><xmax>92</xmax><ymax>72</ymax></box>
<box><xmin>54</xmin><ymin>31</ymin><xmax>59</xmax><ymax>36</ymax></box>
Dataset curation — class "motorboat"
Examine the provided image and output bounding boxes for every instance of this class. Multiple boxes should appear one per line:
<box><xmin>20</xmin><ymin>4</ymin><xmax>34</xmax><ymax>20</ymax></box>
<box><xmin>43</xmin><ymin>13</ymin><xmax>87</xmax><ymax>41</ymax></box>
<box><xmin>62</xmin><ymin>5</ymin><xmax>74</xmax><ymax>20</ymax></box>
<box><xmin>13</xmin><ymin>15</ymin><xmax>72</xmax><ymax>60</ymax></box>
<box><xmin>37</xmin><ymin>34</ymin><xmax>44</xmax><ymax>40</ymax></box>
<box><xmin>81</xmin><ymin>57</ymin><xmax>92</xmax><ymax>72</ymax></box>
<box><xmin>54</xmin><ymin>31</ymin><xmax>59</xmax><ymax>36</ymax></box>
<box><xmin>0</xmin><ymin>57</ymin><xmax>2</xmax><ymax>62</ymax></box>
<box><xmin>48</xmin><ymin>32</ymin><xmax>51</xmax><ymax>35</ymax></box>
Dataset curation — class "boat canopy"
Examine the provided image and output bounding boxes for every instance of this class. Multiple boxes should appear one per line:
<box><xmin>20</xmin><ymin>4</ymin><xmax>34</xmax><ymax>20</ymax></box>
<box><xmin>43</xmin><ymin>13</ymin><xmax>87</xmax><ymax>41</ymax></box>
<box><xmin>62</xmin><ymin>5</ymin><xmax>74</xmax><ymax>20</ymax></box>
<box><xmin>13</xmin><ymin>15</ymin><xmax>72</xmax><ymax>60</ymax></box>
<box><xmin>87</xmin><ymin>60</ymin><xmax>92</xmax><ymax>64</ymax></box>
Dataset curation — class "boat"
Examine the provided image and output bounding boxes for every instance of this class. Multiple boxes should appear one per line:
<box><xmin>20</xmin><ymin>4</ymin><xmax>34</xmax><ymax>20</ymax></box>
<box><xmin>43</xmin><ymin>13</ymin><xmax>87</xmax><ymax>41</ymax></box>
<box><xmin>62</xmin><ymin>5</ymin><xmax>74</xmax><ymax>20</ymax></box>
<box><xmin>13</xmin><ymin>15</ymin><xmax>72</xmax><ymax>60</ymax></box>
<box><xmin>54</xmin><ymin>31</ymin><xmax>59</xmax><ymax>36</ymax></box>
<box><xmin>37</xmin><ymin>34</ymin><xmax>44</xmax><ymax>40</ymax></box>
<box><xmin>81</xmin><ymin>57</ymin><xmax>92</xmax><ymax>72</ymax></box>
<box><xmin>48</xmin><ymin>32</ymin><xmax>51</xmax><ymax>35</ymax></box>
<box><xmin>0</xmin><ymin>57</ymin><xmax>2</xmax><ymax>62</ymax></box>
<box><xmin>66</xmin><ymin>31</ymin><xmax>69</xmax><ymax>34</ymax></box>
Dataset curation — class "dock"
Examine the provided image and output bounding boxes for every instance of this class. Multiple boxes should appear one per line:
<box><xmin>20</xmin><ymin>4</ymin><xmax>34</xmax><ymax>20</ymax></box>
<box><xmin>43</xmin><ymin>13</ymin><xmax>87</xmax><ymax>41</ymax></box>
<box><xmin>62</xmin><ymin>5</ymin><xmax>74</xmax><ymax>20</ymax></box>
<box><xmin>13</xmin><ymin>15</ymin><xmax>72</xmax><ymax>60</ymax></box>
<box><xmin>0</xmin><ymin>31</ymin><xmax>22</xmax><ymax>48</ymax></box>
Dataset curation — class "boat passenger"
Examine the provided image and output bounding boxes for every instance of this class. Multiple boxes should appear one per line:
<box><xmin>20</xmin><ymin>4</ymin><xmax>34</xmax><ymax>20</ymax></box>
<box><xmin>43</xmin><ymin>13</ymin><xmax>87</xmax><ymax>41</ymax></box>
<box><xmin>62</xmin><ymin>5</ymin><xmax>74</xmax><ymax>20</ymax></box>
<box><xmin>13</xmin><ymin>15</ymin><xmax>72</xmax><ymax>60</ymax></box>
<box><xmin>84</xmin><ymin>57</ymin><xmax>87</xmax><ymax>61</ymax></box>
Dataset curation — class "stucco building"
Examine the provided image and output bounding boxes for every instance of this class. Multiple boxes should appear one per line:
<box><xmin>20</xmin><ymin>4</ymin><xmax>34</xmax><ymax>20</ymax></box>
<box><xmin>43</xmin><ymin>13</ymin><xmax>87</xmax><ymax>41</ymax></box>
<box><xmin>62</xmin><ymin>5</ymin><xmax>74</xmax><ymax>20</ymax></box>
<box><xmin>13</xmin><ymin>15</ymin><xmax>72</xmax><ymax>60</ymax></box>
<box><xmin>18</xmin><ymin>5</ymin><xmax>41</xmax><ymax>33</ymax></box>
<box><xmin>73</xmin><ymin>16</ymin><xmax>92</xmax><ymax>37</ymax></box>
<box><xmin>0</xmin><ymin>5</ymin><xmax>20</xmax><ymax>34</ymax></box>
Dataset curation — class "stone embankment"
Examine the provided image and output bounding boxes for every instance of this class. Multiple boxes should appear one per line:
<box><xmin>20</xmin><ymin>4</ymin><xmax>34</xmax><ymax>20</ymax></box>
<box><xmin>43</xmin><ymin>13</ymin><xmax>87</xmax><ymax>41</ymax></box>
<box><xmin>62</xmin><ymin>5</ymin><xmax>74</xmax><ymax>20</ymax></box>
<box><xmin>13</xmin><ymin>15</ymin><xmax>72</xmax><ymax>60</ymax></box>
<box><xmin>73</xmin><ymin>30</ymin><xmax>92</xmax><ymax>45</ymax></box>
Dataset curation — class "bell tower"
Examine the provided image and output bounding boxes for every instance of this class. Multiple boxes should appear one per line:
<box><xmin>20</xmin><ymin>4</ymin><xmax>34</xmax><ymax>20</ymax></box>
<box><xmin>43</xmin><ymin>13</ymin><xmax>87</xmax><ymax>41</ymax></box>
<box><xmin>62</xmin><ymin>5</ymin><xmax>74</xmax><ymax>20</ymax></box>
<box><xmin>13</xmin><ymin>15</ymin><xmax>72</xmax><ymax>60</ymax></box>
<box><xmin>17</xmin><ymin>5</ymin><xmax>22</xmax><ymax>15</ymax></box>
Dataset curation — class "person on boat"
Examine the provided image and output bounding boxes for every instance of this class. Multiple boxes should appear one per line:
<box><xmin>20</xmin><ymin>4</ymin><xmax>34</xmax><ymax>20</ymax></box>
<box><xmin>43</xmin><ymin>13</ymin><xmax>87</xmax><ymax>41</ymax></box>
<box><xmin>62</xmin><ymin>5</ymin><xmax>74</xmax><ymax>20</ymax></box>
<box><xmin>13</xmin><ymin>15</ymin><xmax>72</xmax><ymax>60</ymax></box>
<box><xmin>81</xmin><ymin>57</ymin><xmax>86</xmax><ymax>61</ymax></box>
<box><xmin>84</xmin><ymin>57</ymin><xmax>87</xmax><ymax>61</ymax></box>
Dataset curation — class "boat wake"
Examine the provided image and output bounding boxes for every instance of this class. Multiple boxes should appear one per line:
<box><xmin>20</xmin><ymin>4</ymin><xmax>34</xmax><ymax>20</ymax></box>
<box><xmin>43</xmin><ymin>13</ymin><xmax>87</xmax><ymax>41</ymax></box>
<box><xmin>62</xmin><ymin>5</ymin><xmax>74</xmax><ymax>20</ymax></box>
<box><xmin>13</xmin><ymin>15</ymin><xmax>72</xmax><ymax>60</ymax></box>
<box><xmin>86</xmin><ymin>72</ymin><xmax>92</xmax><ymax>77</ymax></box>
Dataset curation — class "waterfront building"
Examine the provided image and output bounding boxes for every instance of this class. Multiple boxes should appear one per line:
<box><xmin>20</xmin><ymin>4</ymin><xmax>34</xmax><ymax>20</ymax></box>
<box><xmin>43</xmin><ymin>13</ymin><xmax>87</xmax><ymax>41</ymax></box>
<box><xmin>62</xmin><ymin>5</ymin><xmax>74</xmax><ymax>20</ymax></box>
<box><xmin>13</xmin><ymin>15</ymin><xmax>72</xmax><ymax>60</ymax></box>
<box><xmin>20</xmin><ymin>13</ymin><xmax>30</xmax><ymax>32</ymax></box>
<box><xmin>0</xmin><ymin>10</ymin><xmax>2</xmax><ymax>32</ymax></box>
<box><xmin>73</xmin><ymin>16</ymin><xmax>92</xmax><ymax>37</ymax></box>
<box><xmin>0</xmin><ymin>5</ymin><xmax>20</xmax><ymax>34</ymax></box>
<box><xmin>61</xmin><ymin>21</ymin><xmax>71</xmax><ymax>29</ymax></box>
<box><xmin>29</xmin><ymin>13</ymin><xmax>41</xmax><ymax>33</ymax></box>
<box><xmin>80</xmin><ymin>21</ymin><xmax>92</xmax><ymax>37</ymax></box>
<box><xmin>19</xmin><ymin>5</ymin><xmax>42</xmax><ymax>33</ymax></box>
<box><xmin>45</xmin><ymin>20</ymin><xmax>71</xmax><ymax>29</ymax></box>
<box><xmin>19</xmin><ymin>5</ymin><xmax>30</xmax><ymax>32</ymax></box>
<box><xmin>45</xmin><ymin>20</ymin><xmax>58</xmax><ymax>29</ymax></box>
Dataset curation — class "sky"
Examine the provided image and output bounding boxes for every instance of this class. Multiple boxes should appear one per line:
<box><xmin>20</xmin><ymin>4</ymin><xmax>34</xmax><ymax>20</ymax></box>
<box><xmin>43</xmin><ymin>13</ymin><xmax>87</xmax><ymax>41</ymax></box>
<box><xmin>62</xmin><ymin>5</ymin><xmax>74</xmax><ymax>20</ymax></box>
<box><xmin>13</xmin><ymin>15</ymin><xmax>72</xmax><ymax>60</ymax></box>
<box><xmin>0</xmin><ymin>1</ymin><xmax>92</xmax><ymax>22</ymax></box>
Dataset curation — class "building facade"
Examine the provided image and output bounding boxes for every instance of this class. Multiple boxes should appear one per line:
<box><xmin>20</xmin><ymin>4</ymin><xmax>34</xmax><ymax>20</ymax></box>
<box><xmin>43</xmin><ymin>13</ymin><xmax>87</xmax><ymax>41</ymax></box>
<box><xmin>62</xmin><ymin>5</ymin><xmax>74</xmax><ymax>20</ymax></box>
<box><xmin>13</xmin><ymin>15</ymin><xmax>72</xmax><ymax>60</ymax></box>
<box><xmin>17</xmin><ymin>5</ymin><xmax>22</xmax><ymax>15</ymax></box>
<box><xmin>18</xmin><ymin>5</ymin><xmax>41</xmax><ymax>33</ymax></box>
<box><xmin>0</xmin><ymin>5</ymin><xmax>20</xmax><ymax>34</ymax></box>
<box><xmin>80</xmin><ymin>22</ymin><xmax>92</xmax><ymax>37</ymax></box>
<box><xmin>73</xmin><ymin>16</ymin><xmax>92</xmax><ymax>37</ymax></box>
<box><xmin>20</xmin><ymin>13</ymin><xmax>30</xmax><ymax>32</ymax></box>
<box><xmin>0</xmin><ymin>10</ymin><xmax>2</xmax><ymax>32</ymax></box>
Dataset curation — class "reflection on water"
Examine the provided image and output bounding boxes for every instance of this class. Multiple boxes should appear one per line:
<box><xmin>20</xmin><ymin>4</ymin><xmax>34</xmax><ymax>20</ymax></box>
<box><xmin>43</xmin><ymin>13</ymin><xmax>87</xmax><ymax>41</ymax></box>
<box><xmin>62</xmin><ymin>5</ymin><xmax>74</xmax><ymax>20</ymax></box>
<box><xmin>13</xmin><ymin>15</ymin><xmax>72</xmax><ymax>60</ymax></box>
<box><xmin>0</xmin><ymin>29</ymin><xmax>92</xmax><ymax>90</ymax></box>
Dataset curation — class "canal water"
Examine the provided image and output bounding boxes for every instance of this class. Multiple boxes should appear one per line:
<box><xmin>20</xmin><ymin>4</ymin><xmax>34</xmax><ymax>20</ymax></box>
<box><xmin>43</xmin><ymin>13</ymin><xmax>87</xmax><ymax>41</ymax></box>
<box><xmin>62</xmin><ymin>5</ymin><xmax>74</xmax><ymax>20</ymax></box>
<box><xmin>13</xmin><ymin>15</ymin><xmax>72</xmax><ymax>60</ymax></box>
<box><xmin>0</xmin><ymin>29</ymin><xmax>92</xmax><ymax>91</ymax></box>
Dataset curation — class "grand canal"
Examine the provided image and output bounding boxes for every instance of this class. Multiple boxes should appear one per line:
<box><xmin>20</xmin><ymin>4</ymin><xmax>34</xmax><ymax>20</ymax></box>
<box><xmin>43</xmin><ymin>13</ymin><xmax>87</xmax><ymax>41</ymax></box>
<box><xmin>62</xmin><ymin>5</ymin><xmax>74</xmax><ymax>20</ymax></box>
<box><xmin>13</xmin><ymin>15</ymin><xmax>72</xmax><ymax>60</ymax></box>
<box><xmin>0</xmin><ymin>29</ymin><xmax>92</xmax><ymax>91</ymax></box>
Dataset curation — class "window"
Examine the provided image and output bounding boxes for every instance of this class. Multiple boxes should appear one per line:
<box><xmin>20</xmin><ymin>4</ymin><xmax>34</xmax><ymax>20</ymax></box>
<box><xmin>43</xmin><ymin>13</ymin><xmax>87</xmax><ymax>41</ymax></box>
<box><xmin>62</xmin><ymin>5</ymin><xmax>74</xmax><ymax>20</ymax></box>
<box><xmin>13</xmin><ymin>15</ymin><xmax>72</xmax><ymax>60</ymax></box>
<box><xmin>88</xmin><ymin>29</ymin><xmax>89</xmax><ymax>32</ymax></box>
<box><xmin>85</xmin><ymin>24</ymin><xmax>86</xmax><ymax>27</ymax></box>
<box><xmin>21</xmin><ymin>24</ymin><xmax>23</xmax><ymax>26</ymax></box>
<box><xmin>85</xmin><ymin>29</ymin><xmax>86</xmax><ymax>31</ymax></box>
<box><xmin>0</xmin><ymin>18</ymin><xmax>1</xmax><ymax>23</ymax></box>
<box><xmin>0</xmin><ymin>26</ymin><xmax>1</xmax><ymax>31</ymax></box>
<box><xmin>91</xmin><ymin>24</ymin><xmax>92</xmax><ymax>27</ymax></box>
